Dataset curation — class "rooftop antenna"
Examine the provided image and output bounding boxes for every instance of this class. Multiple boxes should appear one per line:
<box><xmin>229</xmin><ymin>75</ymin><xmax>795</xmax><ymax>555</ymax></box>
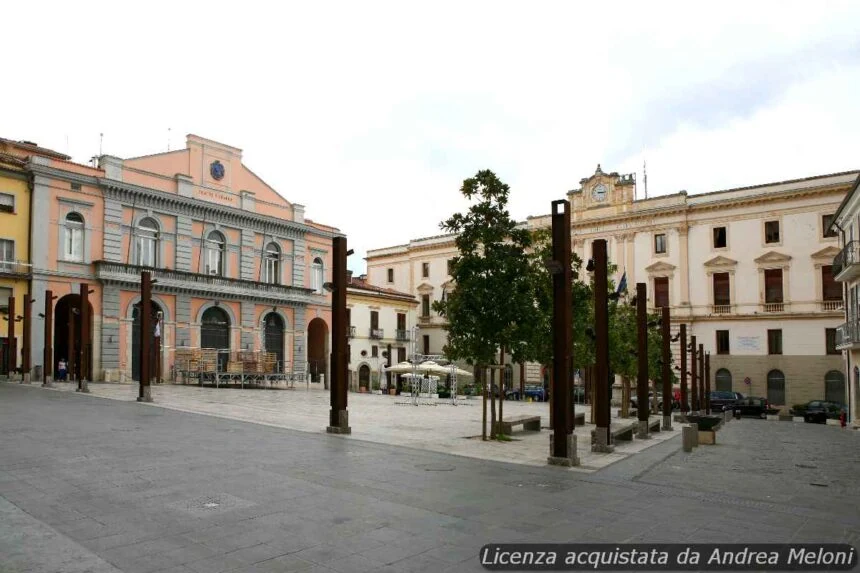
<box><xmin>167</xmin><ymin>127</ymin><xmax>171</xmax><ymax>151</ymax></box>
<box><xmin>99</xmin><ymin>133</ymin><xmax>103</xmax><ymax>157</ymax></box>
<box><xmin>643</xmin><ymin>160</ymin><xmax>648</xmax><ymax>199</ymax></box>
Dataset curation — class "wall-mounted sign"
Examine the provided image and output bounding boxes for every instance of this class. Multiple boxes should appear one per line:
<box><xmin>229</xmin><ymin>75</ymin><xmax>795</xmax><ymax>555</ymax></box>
<box><xmin>744</xmin><ymin>376</ymin><xmax>751</xmax><ymax>385</ymax></box>
<box><xmin>736</xmin><ymin>336</ymin><xmax>761</xmax><ymax>351</ymax></box>
<box><xmin>210</xmin><ymin>160</ymin><xmax>225</xmax><ymax>181</ymax></box>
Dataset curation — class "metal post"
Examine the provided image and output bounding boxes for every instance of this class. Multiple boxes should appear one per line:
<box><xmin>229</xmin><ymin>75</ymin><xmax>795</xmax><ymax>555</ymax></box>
<box><xmin>482</xmin><ymin>368</ymin><xmax>488</xmax><ymax>440</ymax></box>
<box><xmin>698</xmin><ymin>343</ymin><xmax>705</xmax><ymax>415</ymax></box>
<box><xmin>77</xmin><ymin>284</ymin><xmax>90</xmax><ymax>393</ymax></box>
<box><xmin>661</xmin><ymin>306</ymin><xmax>672</xmax><ymax>430</ymax></box>
<box><xmin>636</xmin><ymin>283</ymin><xmax>651</xmax><ymax>439</ymax></box>
<box><xmin>592</xmin><ymin>239</ymin><xmax>613</xmax><ymax>452</ymax></box>
<box><xmin>138</xmin><ymin>272</ymin><xmax>153</xmax><ymax>402</ymax></box>
<box><xmin>327</xmin><ymin>236</ymin><xmax>351</xmax><ymax>434</ymax></box>
<box><xmin>690</xmin><ymin>335</ymin><xmax>697</xmax><ymax>413</ymax></box>
<box><xmin>6</xmin><ymin>296</ymin><xmax>15</xmax><ymax>379</ymax></box>
<box><xmin>705</xmin><ymin>352</ymin><xmax>711</xmax><ymax>415</ymax></box>
<box><xmin>498</xmin><ymin>346</ymin><xmax>505</xmax><ymax>435</ymax></box>
<box><xmin>548</xmin><ymin>199</ymin><xmax>578</xmax><ymax>466</ymax></box>
<box><xmin>22</xmin><ymin>295</ymin><xmax>31</xmax><ymax>383</ymax></box>
<box><xmin>43</xmin><ymin>290</ymin><xmax>54</xmax><ymax>387</ymax></box>
<box><xmin>680</xmin><ymin>324</ymin><xmax>687</xmax><ymax>417</ymax></box>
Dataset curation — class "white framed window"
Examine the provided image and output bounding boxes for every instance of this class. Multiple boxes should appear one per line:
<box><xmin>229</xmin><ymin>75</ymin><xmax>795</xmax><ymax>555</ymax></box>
<box><xmin>64</xmin><ymin>212</ymin><xmax>84</xmax><ymax>262</ymax></box>
<box><xmin>0</xmin><ymin>239</ymin><xmax>13</xmax><ymax>272</ymax></box>
<box><xmin>0</xmin><ymin>193</ymin><xmax>14</xmax><ymax>213</ymax></box>
<box><xmin>311</xmin><ymin>257</ymin><xmax>324</xmax><ymax>293</ymax></box>
<box><xmin>264</xmin><ymin>241</ymin><xmax>280</xmax><ymax>284</ymax></box>
<box><xmin>205</xmin><ymin>231</ymin><xmax>225</xmax><ymax>276</ymax></box>
<box><xmin>654</xmin><ymin>233</ymin><xmax>666</xmax><ymax>254</ymax></box>
<box><xmin>135</xmin><ymin>217</ymin><xmax>159</xmax><ymax>268</ymax></box>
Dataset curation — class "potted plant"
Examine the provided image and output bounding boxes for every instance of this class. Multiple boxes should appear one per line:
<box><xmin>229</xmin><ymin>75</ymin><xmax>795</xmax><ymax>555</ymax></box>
<box><xmin>371</xmin><ymin>373</ymin><xmax>382</xmax><ymax>394</ymax></box>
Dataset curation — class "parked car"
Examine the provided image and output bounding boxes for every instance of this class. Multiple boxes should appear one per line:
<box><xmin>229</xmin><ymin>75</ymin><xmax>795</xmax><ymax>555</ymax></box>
<box><xmin>793</xmin><ymin>400</ymin><xmax>845</xmax><ymax>424</ymax></box>
<box><xmin>732</xmin><ymin>396</ymin><xmax>769</xmax><ymax>418</ymax></box>
<box><xmin>506</xmin><ymin>384</ymin><xmax>548</xmax><ymax>402</ymax></box>
<box><xmin>709</xmin><ymin>391</ymin><xmax>744</xmax><ymax>412</ymax></box>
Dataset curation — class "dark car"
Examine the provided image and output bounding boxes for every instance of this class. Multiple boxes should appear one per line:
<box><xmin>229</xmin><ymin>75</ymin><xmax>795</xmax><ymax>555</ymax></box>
<box><xmin>709</xmin><ymin>391</ymin><xmax>744</xmax><ymax>412</ymax></box>
<box><xmin>796</xmin><ymin>400</ymin><xmax>845</xmax><ymax>424</ymax></box>
<box><xmin>506</xmin><ymin>384</ymin><xmax>548</xmax><ymax>402</ymax></box>
<box><xmin>732</xmin><ymin>396</ymin><xmax>770</xmax><ymax>418</ymax></box>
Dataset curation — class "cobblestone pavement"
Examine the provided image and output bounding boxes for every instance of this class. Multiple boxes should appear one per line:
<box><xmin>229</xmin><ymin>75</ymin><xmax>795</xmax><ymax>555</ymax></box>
<box><xmin>1</xmin><ymin>382</ymin><xmax>858</xmax><ymax>573</ymax></box>
<box><xmin>38</xmin><ymin>381</ymin><xmax>682</xmax><ymax>472</ymax></box>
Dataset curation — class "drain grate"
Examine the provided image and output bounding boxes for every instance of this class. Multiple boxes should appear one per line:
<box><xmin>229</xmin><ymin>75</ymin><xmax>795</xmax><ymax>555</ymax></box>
<box><xmin>167</xmin><ymin>493</ymin><xmax>256</xmax><ymax>516</ymax></box>
<box><xmin>506</xmin><ymin>480</ymin><xmax>572</xmax><ymax>493</ymax></box>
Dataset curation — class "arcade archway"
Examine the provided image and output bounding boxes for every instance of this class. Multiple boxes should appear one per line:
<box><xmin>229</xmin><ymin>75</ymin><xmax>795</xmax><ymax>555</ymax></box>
<box><xmin>201</xmin><ymin>306</ymin><xmax>230</xmax><ymax>371</ymax></box>
<box><xmin>263</xmin><ymin>312</ymin><xmax>285</xmax><ymax>371</ymax></box>
<box><xmin>54</xmin><ymin>293</ymin><xmax>93</xmax><ymax>381</ymax></box>
<box><xmin>307</xmin><ymin>317</ymin><xmax>328</xmax><ymax>384</ymax></box>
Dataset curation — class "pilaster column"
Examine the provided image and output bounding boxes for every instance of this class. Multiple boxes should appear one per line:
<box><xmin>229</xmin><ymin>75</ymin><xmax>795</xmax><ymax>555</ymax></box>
<box><xmin>679</xmin><ymin>224</ymin><xmax>691</xmax><ymax>306</ymax></box>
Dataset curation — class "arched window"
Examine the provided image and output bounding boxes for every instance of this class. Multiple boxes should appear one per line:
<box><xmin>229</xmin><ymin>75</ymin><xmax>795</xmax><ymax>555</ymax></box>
<box><xmin>64</xmin><ymin>212</ymin><xmax>84</xmax><ymax>262</ymax></box>
<box><xmin>767</xmin><ymin>369</ymin><xmax>785</xmax><ymax>406</ymax></box>
<box><xmin>824</xmin><ymin>370</ymin><xmax>846</xmax><ymax>404</ymax></box>
<box><xmin>715</xmin><ymin>368</ymin><xmax>732</xmax><ymax>392</ymax></box>
<box><xmin>311</xmin><ymin>257</ymin><xmax>323</xmax><ymax>294</ymax></box>
<box><xmin>135</xmin><ymin>217</ymin><xmax>159</xmax><ymax>268</ymax></box>
<box><xmin>264</xmin><ymin>242</ymin><xmax>280</xmax><ymax>285</ymax></box>
<box><xmin>205</xmin><ymin>231</ymin><xmax>225</xmax><ymax>276</ymax></box>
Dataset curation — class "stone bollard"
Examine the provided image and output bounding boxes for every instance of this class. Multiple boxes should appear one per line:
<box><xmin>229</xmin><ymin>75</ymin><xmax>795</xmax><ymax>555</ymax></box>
<box><xmin>682</xmin><ymin>425</ymin><xmax>695</xmax><ymax>452</ymax></box>
<box><xmin>690</xmin><ymin>423</ymin><xmax>699</xmax><ymax>447</ymax></box>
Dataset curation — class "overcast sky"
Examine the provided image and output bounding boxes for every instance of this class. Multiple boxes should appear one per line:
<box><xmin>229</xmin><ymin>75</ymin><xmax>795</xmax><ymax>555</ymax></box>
<box><xmin>3</xmin><ymin>1</ymin><xmax>859</xmax><ymax>273</ymax></box>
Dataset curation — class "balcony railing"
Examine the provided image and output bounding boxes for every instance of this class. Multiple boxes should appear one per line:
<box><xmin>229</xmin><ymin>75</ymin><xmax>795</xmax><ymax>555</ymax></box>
<box><xmin>348</xmin><ymin>326</ymin><xmax>356</xmax><ymax>338</ymax></box>
<box><xmin>833</xmin><ymin>241</ymin><xmax>860</xmax><ymax>280</ymax></box>
<box><xmin>418</xmin><ymin>314</ymin><xmax>432</xmax><ymax>324</ymax></box>
<box><xmin>94</xmin><ymin>261</ymin><xmax>315</xmax><ymax>301</ymax></box>
<box><xmin>763</xmin><ymin>302</ymin><xmax>784</xmax><ymax>313</ymax></box>
<box><xmin>395</xmin><ymin>329</ymin><xmax>410</xmax><ymax>341</ymax></box>
<box><xmin>836</xmin><ymin>318</ymin><xmax>860</xmax><ymax>348</ymax></box>
<box><xmin>0</xmin><ymin>260</ymin><xmax>31</xmax><ymax>277</ymax></box>
<box><xmin>711</xmin><ymin>304</ymin><xmax>732</xmax><ymax>314</ymax></box>
<box><xmin>370</xmin><ymin>328</ymin><xmax>384</xmax><ymax>339</ymax></box>
<box><xmin>820</xmin><ymin>300</ymin><xmax>844</xmax><ymax>312</ymax></box>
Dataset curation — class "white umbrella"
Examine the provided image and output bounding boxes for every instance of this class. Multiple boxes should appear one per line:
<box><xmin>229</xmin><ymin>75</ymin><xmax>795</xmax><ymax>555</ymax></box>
<box><xmin>385</xmin><ymin>361</ymin><xmax>419</xmax><ymax>374</ymax></box>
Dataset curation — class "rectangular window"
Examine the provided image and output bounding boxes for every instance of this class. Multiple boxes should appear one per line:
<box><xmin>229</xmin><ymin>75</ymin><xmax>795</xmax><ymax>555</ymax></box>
<box><xmin>825</xmin><ymin>328</ymin><xmax>839</xmax><ymax>355</ymax></box>
<box><xmin>822</xmin><ymin>265</ymin><xmax>841</xmax><ymax>301</ymax></box>
<box><xmin>767</xmin><ymin>329</ymin><xmax>783</xmax><ymax>355</ymax></box>
<box><xmin>713</xmin><ymin>226</ymin><xmax>727</xmax><ymax>248</ymax></box>
<box><xmin>422</xmin><ymin>262</ymin><xmax>429</xmax><ymax>278</ymax></box>
<box><xmin>654</xmin><ymin>233</ymin><xmax>666</xmax><ymax>254</ymax></box>
<box><xmin>421</xmin><ymin>294</ymin><xmax>430</xmax><ymax>317</ymax></box>
<box><xmin>397</xmin><ymin>347</ymin><xmax>406</xmax><ymax>363</ymax></box>
<box><xmin>396</xmin><ymin>313</ymin><xmax>406</xmax><ymax>330</ymax></box>
<box><xmin>823</xmin><ymin>214</ymin><xmax>837</xmax><ymax>238</ymax></box>
<box><xmin>764</xmin><ymin>269</ymin><xmax>783</xmax><ymax>303</ymax></box>
<box><xmin>0</xmin><ymin>239</ymin><xmax>13</xmax><ymax>272</ymax></box>
<box><xmin>764</xmin><ymin>220</ymin><xmax>780</xmax><ymax>244</ymax></box>
<box><xmin>713</xmin><ymin>272</ymin><xmax>731</xmax><ymax>306</ymax></box>
<box><xmin>371</xmin><ymin>345</ymin><xmax>378</xmax><ymax>358</ymax></box>
<box><xmin>716</xmin><ymin>330</ymin><xmax>730</xmax><ymax>355</ymax></box>
<box><xmin>65</xmin><ymin>226</ymin><xmax>83</xmax><ymax>262</ymax></box>
<box><xmin>654</xmin><ymin>276</ymin><xmax>669</xmax><ymax>308</ymax></box>
<box><xmin>136</xmin><ymin>236</ymin><xmax>156</xmax><ymax>268</ymax></box>
<box><xmin>0</xmin><ymin>286</ymin><xmax>11</xmax><ymax>313</ymax></box>
<box><xmin>423</xmin><ymin>335</ymin><xmax>430</xmax><ymax>356</ymax></box>
<box><xmin>387</xmin><ymin>268</ymin><xmax>394</xmax><ymax>283</ymax></box>
<box><xmin>0</xmin><ymin>193</ymin><xmax>14</xmax><ymax>213</ymax></box>
<box><xmin>370</xmin><ymin>310</ymin><xmax>379</xmax><ymax>331</ymax></box>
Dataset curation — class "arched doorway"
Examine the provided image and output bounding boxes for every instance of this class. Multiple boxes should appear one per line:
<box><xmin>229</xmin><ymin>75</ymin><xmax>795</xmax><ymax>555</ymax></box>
<box><xmin>358</xmin><ymin>364</ymin><xmax>370</xmax><ymax>390</ymax></box>
<box><xmin>201</xmin><ymin>306</ymin><xmax>230</xmax><ymax>371</ymax></box>
<box><xmin>132</xmin><ymin>301</ymin><xmax>162</xmax><ymax>382</ymax></box>
<box><xmin>307</xmin><ymin>317</ymin><xmax>328</xmax><ymax>384</ymax></box>
<box><xmin>767</xmin><ymin>369</ymin><xmax>785</xmax><ymax>405</ymax></box>
<box><xmin>715</xmin><ymin>368</ymin><xmax>732</xmax><ymax>392</ymax></box>
<box><xmin>263</xmin><ymin>312</ymin><xmax>285</xmax><ymax>371</ymax></box>
<box><xmin>825</xmin><ymin>370</ymin><xmax>846</xmax><ymax>404</ymax></box>
<box><xmin>54</xmin><ymin>294</ymin><xmax>93</xmax><ymax>381</ymax></box>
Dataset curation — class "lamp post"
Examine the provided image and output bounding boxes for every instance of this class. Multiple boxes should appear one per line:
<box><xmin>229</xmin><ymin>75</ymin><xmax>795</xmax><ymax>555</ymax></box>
<box><xmin>635</xmin><ymin>283</ymin><xmax>651</xmax><ymax>439</ymax></box>
<box><xmin>591</xmin><ymin>239</ymin><xmax>613</xmax><ymax>453</ymax></box>
<box><xmin>326</xmin><ymin>236</ymin><xmax>353</xmax><ymax>434</ymax></box>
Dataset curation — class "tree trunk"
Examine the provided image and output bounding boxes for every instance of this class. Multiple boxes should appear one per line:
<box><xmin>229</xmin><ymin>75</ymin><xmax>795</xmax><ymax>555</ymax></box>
<box><xmin>489</xmin><ymin>364</ymin><xmax>497</xmax><ymax>439</ymax></box>
<box><xmin>481</xmin><ymin>366</ymin><xmax>488</xmax><ymax>440</ymax></box>
<box><xmin>498</xmin><ymin>347</ymin><xmax>505</xmax><ymax>435</ymax></box>
<box><xmin>622</xmin><ymin>376</ymin><xmax>631</xmax><ymax>418</ymax></box>
<box><xmin>547</xmin><ymin>365</ymin><xmax>553</xmax><ymax>427</ymax></box>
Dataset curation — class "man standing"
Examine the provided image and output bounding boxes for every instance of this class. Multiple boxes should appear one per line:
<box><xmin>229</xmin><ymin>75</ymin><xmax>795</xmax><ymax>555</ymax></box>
<box><xmin>57</xmin><ymin>358</ymin><xmax>67</xmax><ymax>381</ymax></box>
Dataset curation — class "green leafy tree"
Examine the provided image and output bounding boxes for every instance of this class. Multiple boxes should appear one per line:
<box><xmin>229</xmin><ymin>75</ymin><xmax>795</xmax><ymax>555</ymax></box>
<box><xmin>433</xmin><ymin>170</ymin><xmax>535</xmax><ymax>368</ymax></box>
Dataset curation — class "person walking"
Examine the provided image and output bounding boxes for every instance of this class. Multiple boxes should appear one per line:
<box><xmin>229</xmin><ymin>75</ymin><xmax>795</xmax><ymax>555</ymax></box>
<box><xmin>57</xmin><ymin>358</ymin><xmax>67</xmax><ymax>382</ymax></box>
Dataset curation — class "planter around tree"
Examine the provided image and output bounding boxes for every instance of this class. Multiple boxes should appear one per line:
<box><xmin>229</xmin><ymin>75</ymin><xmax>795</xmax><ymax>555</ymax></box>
<box><xmin>389</xmin><ymin>388</ymin><xmax>396</xmax><ymax>395</ymax></box>
<box><xmin>359</xmin><ymin>386</ymin><xmax>368</xmax><ymax>393</ymax></box>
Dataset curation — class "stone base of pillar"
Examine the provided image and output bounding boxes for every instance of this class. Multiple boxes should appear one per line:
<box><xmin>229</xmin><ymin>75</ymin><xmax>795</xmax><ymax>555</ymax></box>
<box><xmin>662</xmin><ymin>415</ymin><xmax>673</xmax><ymax>432</ymax></box>
<box><xmin>547</xmin><ymin>433</ymin><xmax>580</xmax><ymax>466</ymax></box>
<box><xmin>137</xmin><ymin>386</ymin><xmax>153</xmax><ymax>402</ymax></box>
<box><xmin>76</xmin><ymin>380</ymin><xmax>90</xmax><ymax>393</ymax></box>
<box><xmin>326</xmin><ymin>409</ymin><xmax>351</xmax><ymax>434</ymax></box>
<box><xmin>590</xmin><ymin>427</ymin><xmax>615</xmax><ymax>453</ymax></box>
<box><xmin>691</xmin><ymin>424</ymin><xmax>699</xmax><ymax>447</ymax></box>
<box><xmin>636</xmin><ymin>420</ymin><xmax>651</xmax><ymax>439</ymax></box>
<box><xmin>21</xmin><ymin>373</ymin><xmax>31</xmax><ymax>384</ymax></box>
<box><xmin>682</xmin><ymin>425</ymin><xmax>695</xmax><ymax>452</ymax></box>
<box><xmin>42</xmin><ymin>377</ymin><xmax>54</xmax><ymax>388</ymax></box>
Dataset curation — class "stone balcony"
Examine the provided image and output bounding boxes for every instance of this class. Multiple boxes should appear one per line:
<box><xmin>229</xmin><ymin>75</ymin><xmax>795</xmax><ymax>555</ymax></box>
<box><xmin>836</xmin><ymin>318</ymin><xmax>860</xmax><ymax>350</ymax></box>
<box><xmin>395</xmin><ymin>329</ymin><xmax>410</xmax><ymax>342</ymax></box>
<box><xmin>369</xmin><ymin>328</ymin><xmax>384</xmax><ymax>340</ymax></box>
<box><xmin>0</xmin><ymin>260</ymin><xmax>31</xmax><ymax>278</ymax></box>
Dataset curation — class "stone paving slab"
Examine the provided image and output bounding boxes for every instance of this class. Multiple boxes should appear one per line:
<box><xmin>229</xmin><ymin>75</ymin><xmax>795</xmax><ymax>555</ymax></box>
<box><xmin>38</xmin><ymin>381</ymin><xmax>681</xmax><ymax>472</ymax></box>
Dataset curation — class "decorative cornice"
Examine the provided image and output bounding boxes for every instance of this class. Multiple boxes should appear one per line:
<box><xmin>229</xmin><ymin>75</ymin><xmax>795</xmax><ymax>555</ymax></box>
<box><xmin>645</xmin><ymin>261</ymin><xmax>677</xmax><ymax>273</ymax></box>
<box><xmin>754</xmin><ymin>251</ymin><xmax>792</xmax><ymax>265</ymax></box>
<box><xmin>416</xmin><ymin>282</ymin><xmax>435</xmax><ymax>293</ymax></box>
<box><xmin>703</xmin><ymin>255</ymin><xmax>738</xmax><ymax>268</ymax></box>
<box><xmin>811</xmin><ymin>246</ymin><xmax>840</xmax><ymax>260</ymax></box>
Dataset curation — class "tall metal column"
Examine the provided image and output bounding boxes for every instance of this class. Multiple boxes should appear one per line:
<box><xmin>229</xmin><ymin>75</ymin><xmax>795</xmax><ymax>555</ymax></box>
<box><xmin>327</xmin><ymin>236</ymin><xmax>351</xmax><ymax>434</ymax></box>
<box><xmin>547</xmin><ymin>199</ymin><xmax>577</xmax><ymax>466</ymax></box>
<box><xmin>42</xmin><ymin>290</ymin><xmax>55</xmax><ymax>387</ymax></box>
<box><xmin>661</xmin><ymin>306</ymin><xmax>673</xmax><ymax>431</ymax></box>
<box><xmin>705</xmin><ymin>352</ymin><xmax>711</xmax><ymax>415</ymax></box>
<box><xmin>680</xmin><ymin>324</ymin><xmax>688</xmax><ymax>416</ymax></box>
<box><xmin>698</xmin><ymin>343</ymin><xmax>705</xmax><ymax>415</ymax></box>
<box><xmin>138</xmin><ymin>271</ymin><xmax>153</xmax><ymax>402</ymax></box>
<box><xmin>591</xmin><ymin>239</ymin><xmax>613</xmax><ymax>452</ymax></box>
<box><xmin>21</xmin><ymin>295</ymin><xmax>32</xmax><ymax>383</ymax></box>
<box><xmin>636</xmin><ymin>283</ymin><xmax>651</xmax><ymax>439</ymax></box>
<box><xmin>77</xmin><ymin>284</ymin><xmax>90</xmax><ymax>393</ymax></box>
<box><xmin>690</xmin><ymin>335</ymin><xmax>697</xmax><ymax>413</ymax></box>
<box><xmin>6</xmin><ymin>296</ymin><xmax>15</xmax><ymax>378</ymax></box>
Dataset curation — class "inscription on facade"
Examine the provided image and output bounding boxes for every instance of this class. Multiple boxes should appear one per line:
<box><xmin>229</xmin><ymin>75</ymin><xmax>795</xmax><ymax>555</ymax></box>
<box><xmin>196</xmin><ymin>188</ymin><xmax>237</xmax><ymax>206</ymax></box>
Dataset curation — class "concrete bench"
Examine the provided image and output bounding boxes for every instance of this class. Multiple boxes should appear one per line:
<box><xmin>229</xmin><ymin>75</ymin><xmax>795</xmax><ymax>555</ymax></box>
<box><xmin>648</xmin><ymin>418</ymin><xmax>661</xmax><ymax>432</ymax></box>
<box><xmin>610</xmin><ymin>421</ymin><xmax>638</xmax><ymax>441</ymax></box>
<box><xmin>617</xmin><ymin>408</ymin><xmax>637</xmax><ymax>418</ymax></box>
<box><xmin>574</xmin><ymin>412</ymin><xmax>585</xmax><ymax>426</ymax></box>
<box><xmin>494</xmin><ymin>415</ymin><xmax>541</xmax><ymax>435</ymax></box>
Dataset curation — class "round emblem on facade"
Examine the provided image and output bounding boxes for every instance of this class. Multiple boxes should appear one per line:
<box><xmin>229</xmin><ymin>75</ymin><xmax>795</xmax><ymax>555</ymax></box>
<box><xmin>210</xmin><ymin>160</ymin><xmax>225</xmax><ymax>181</ymax></box>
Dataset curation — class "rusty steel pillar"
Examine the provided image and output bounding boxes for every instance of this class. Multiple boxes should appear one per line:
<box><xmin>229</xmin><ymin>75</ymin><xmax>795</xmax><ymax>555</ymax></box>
<box><xmin>77</xmin><ymin>284</ymin><xmax>90</xmax><ymax>393</ymax></box>
<box><xmin>705</xmin><ymin>351</ymin><xmax>712</xmax><ymax>415</ymax></box>
<box><xmin>661</xmin><ymin>307</ymin><xmax>672</xmax><ymax>431</ymax></box>
<box><xmin>680</xmin><ymin>324</ymin><xmax>688</xmax><ymax>417</ymax></box>
<box><xmin>690</xmin><ymin>335</ymin><xmax>698</xmax><ymax>413</ymax></box>
<box><xmin>327</xmin><ymin>236</ymin><xmax>351</xmax><ymax>434</ymax></box>
<box><xmin>138</xmin><ymin>271</ymin><xmax>153</xmax><ymax>402</ymax></box>
<box><xmin>6</xmin><ymin>296</ymin><xmax>16</xmax><ymax>379</ymax></box>
<box><xmin>21</xmin><ymin>295</ymin><xmax>32</xmax><ymax>383</ymax></box>
<box><xmin>43</xmin><ymin>290</ymin><xmax>55</xmax><ymax>387</ymax></box>
<box><xmin>591</xmin><ymin>239</ymin><xmax>613</xmax><ymax>453</ymax></box>
<box><xmin>636</xmin><ymin>283</ymin><xmax>651</xmax><ymax>439</ymax></box>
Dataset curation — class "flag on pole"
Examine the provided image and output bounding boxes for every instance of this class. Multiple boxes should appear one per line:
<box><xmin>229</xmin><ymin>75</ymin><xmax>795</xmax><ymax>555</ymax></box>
<box><xmin>616</xmin><ymin>271</ymin><xmax>628</xmax><ymax>296</ymax></box>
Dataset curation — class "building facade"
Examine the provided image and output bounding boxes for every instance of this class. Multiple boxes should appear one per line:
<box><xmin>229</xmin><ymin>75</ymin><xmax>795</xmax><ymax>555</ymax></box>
<box><xmin>829</xmin><ymin>173</ymin><xmax>860</xmax><ymax>426</ymax></box>
<box><xmin>366</xmin><ymin>166</ymin><xmax>859</xmax><ymax>408</ymax></box>
<box><xmin>345</xmin><ymin>273</ymin><xmax>417</xmax><ymax>391</ymax></box>
<box><xmin>13</xmin><ymin>133</ymin><xmax>338</xmax><ymax>384</ymax></box>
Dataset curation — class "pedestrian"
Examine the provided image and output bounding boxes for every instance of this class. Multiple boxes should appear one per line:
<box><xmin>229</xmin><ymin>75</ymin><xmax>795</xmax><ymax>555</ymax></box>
<box><xmin>840</xmin><ymin>410</ymin><xmax>847</xmax><ymax>430</ymax></box>
<box><xmin>58</xmin><ymin>358</ymin><xmax>67</xmax><ymax>381</ymax></box>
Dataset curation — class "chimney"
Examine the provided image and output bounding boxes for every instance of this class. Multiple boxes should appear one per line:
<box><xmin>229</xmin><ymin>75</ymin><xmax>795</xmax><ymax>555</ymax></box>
<box><xmin>347</xmin><ymin>270</ymin><xmax>353</xmax><ymax>282</ymax></box>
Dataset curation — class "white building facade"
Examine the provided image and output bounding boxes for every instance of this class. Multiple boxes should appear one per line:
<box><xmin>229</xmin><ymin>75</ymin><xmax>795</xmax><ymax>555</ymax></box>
<box><xmin>366</xmin><ymin>166</ymin><xmax>859</xmax><ymax>408</ymax></box>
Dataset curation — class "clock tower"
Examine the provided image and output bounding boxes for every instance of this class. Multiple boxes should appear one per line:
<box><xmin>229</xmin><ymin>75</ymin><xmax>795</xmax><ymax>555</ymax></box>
<box><xmin>569</xmin><ymin>164</ymin><xmax>636</xmax><ymax>215</ymax></box>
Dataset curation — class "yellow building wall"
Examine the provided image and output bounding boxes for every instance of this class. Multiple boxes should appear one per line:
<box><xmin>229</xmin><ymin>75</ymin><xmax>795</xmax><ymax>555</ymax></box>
<box><xmin>0</xmin><ymin>168</ymin><xmax>31</xmax><ymax>340</ymax></box>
